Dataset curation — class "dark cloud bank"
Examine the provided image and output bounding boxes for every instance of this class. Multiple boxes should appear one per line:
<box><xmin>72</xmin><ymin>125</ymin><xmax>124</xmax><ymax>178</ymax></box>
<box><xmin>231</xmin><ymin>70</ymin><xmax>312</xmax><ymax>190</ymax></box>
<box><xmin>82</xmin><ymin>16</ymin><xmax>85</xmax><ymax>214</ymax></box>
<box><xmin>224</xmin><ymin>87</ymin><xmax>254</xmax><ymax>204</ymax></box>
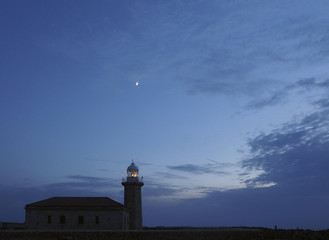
<box><xmin>2</xmin><ymin>108</ymin><xmax>329</xmax><ymax>229</ymax></box>
<box><xmin>144</xmin><ymin>108</ymin><xmax>329</xmax><ymax>229</ymax></box>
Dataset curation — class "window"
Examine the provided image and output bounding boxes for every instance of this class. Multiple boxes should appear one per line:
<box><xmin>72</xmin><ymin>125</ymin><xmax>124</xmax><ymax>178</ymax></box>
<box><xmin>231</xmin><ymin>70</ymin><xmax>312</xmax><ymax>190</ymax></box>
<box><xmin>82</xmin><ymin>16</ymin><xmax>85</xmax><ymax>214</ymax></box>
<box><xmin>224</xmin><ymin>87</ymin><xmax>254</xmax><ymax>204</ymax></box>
<box><xmin>78</xmin><ymin>216</ymin><xmax>84</xmax><ymax>225</ymax></box>
<box><xmin>60</xmin><ymin>215</ymin><xmax>66</xmax><ymax>224</ymax></box>
<box><xmin>95</xmin><ymin>216</ymin><xmax>99</xmax><ymax>225</ymax></box>
<box><xmin>47</xmin><ymin>215</ymin><xmax>51</xmax><ymax>224</ymax></box>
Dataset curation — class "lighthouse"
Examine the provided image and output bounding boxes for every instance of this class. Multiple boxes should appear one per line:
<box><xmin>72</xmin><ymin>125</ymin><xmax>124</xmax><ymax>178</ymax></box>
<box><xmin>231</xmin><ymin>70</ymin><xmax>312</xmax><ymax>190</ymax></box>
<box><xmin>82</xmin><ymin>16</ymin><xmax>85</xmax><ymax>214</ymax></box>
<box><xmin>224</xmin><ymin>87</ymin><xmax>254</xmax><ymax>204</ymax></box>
<box><xmin>122</xmin><ymin>161</ymin><xmax>144</xmax><ymax>230</ymax></box>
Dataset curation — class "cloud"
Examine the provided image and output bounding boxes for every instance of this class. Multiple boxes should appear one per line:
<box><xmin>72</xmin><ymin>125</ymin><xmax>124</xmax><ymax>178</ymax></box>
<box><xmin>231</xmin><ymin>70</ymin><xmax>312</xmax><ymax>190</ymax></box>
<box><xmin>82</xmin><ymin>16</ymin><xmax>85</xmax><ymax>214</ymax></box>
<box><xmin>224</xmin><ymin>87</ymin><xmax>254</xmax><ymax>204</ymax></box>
<box><xmin>313</xmin><ymin>98</ymin><xmax>329</xmax><ymax>108</ymax></box>
<box><xmin>145</xmin><ymin>109</ymin><xmax>329</xmax><ymax>229</ymax></box>
<box><xmin>153</xmin><ymin>171</ymin><xmax>188</xmax><ymax>180</ymax></box>
<box><xmin>142</xmin><ymin>180</ymin><xmax>329</xmax><ymax>229</ymax></box>
<box><xmin>240</xmin><ymin>109</ymin><xmax>329</xmax><ymax>192</ymax></box>
<box><xmin>246</xmin><ymin>78</ymin><xmax>329</xmax><ymax>109</ymax></box>
<box><xmin>42</xmin><ymin>1</ymin><xmax>329</xmax><ymax>100</ymax></box>
<box><xmin>36</xmin><ymin>174</ymin><xmax>123</xmax><ymax>201</ymax></box>
<box><xmin>143</xmin><ymin>181</ymin><xmax>183</xmax><ymax>199</ymax></box>
<box><xmin>66</xmin><ymin>175</ymin><xmax>112</xmax><ymax>183</ymax></box>
<box><xmin>183</xmin><ymin>2</ymin><xmax>329</xmax><ymax>95</ymax></box>
<box><xmin>167</xmin><ymin>163</ymin><xmax>228</xmax><ymax>175</ymax></box>
<box><xmin>246</xmin><ymin>91</ymin><xmax>287</xmax><ymax>109</ymax></box>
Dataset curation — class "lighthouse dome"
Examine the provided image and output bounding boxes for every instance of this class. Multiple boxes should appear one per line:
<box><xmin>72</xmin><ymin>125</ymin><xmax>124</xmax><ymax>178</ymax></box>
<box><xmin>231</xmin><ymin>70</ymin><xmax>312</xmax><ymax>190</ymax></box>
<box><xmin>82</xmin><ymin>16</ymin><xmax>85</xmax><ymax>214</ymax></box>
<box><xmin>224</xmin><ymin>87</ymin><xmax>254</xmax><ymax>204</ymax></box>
<box><xmin>127</xmin><ymin>162</ymin><xmax>138</xmax><ymax>171</ymax></box>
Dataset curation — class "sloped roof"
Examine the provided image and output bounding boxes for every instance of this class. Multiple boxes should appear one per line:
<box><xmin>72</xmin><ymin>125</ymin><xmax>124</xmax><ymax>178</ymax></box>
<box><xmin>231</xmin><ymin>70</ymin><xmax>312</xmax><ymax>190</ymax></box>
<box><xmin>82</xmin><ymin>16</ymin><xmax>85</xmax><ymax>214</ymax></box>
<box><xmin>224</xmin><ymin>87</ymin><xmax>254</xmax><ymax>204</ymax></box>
<box><xmin>26</xmin><ymin>197</ymin><xmax>124</xmax><ymax>208</ymax></box>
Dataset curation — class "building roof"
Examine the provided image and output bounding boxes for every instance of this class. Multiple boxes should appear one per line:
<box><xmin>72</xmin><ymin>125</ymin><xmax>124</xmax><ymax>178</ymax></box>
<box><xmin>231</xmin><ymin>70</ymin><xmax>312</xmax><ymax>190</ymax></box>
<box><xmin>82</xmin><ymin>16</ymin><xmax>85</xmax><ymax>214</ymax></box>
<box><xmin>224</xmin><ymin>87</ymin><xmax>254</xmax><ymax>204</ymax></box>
<box><xmin>26</xmin><ymin>197</ymin><xmax>125</xmax><ymax>209</ymax></box>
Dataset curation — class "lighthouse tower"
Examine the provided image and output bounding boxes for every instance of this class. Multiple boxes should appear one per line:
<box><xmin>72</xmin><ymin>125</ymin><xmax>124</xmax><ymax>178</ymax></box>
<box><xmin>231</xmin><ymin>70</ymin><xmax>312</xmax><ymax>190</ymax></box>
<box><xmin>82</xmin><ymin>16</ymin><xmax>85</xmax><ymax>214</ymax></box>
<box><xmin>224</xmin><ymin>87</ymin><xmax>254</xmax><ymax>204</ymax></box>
<box><xmin>122</xmin><ymin>161</ymin><xmax>144</xmax><ymax>230</ymax></box>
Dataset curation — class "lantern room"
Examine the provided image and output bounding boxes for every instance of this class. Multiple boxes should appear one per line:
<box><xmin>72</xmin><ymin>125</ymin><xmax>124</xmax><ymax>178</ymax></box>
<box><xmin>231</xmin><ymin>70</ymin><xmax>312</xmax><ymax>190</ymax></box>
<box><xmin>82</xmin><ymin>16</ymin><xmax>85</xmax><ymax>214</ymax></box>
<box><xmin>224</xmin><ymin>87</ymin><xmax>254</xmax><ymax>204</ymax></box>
<box><xmin>126</xmin><ymin>161</ymin><xmax>139</xmax><ymax>181</ymax></box>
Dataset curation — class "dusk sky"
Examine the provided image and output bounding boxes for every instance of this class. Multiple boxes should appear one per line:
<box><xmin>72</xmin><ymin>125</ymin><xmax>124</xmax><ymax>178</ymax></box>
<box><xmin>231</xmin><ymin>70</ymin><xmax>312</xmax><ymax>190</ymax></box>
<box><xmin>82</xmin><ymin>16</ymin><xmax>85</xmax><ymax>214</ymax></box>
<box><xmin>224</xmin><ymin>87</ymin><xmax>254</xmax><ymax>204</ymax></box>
<box><xmin>1</xmin><ymin>0</ymin><xmax>329</xmax><ymax>230</ymax></box>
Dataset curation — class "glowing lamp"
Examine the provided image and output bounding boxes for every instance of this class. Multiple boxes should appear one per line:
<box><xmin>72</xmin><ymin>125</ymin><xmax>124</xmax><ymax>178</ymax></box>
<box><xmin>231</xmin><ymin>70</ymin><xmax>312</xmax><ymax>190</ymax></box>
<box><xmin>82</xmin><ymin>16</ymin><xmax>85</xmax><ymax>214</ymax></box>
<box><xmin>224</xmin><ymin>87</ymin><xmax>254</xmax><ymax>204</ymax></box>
<box><xmin>126</xmin><ymin>161</ymin><xmax>140</xmax><ymax>182</ymax></box>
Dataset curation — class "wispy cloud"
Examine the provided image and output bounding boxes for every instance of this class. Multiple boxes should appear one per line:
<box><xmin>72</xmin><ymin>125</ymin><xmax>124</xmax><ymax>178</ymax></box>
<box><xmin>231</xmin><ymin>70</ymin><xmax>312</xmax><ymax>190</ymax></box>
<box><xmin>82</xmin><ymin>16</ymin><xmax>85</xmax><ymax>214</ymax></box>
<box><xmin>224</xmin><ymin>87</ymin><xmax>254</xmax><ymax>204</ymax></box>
<box><xmin>313</xmin><ymin>98</ymin><xmax>329</xmax><ymax>109</ymax></box>
<box><xmin>246</xmin><ymin>78</ymin><xmax>329</xmax><ymax>109</ymax></box>
<box><xmin>167</xmin><ymin>163</ymin><xmax>228</xmax><ymax>175</ymax></box>
<box><xmin>241</xmin><ymin>109</ymin><xmax>329</xmax><ymax>190</ymax></box>
<box><xmin>143</xmin><ymin>181</ymin><xmax>183</xmax><ymax>198</ymax></box>
<box><xmin>66</xmin><ymin>175</ymin><xmax>110</xmax><ymax>182</ymax></box>
<box><xmin>153</xmin><ymin>171</ymin><xmax>188</xmax><ymax>180</ymax></box>
<box><xmin>43</xmin><ymin>1</ymin><xmax>329</xmax><ymax>100</ymax></box>
<box><xmin>43</xmin><ymin>175</ymin><xmax>121</xmax><ymax>195</ymax></box>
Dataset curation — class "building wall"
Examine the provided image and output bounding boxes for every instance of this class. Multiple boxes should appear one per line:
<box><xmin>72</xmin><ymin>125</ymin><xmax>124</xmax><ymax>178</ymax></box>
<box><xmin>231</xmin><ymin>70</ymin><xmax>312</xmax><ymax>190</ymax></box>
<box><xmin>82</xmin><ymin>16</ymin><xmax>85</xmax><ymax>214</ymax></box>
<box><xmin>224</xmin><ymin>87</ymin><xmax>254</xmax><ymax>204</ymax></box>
<box><xmin>25</xmin><ymin>208</ymin><xmax>129</xmax><ymax>230</ymax></box>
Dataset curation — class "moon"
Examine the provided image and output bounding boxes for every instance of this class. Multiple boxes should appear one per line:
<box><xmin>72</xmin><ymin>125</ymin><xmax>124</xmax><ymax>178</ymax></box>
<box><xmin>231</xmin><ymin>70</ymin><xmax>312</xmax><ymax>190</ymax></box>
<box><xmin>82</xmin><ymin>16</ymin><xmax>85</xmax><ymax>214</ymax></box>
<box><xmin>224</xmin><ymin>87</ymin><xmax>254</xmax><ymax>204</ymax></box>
<box><xmin>136</xmin><ymin>82</ymin><xmax>139</xmax><ymax>86</ymax></box>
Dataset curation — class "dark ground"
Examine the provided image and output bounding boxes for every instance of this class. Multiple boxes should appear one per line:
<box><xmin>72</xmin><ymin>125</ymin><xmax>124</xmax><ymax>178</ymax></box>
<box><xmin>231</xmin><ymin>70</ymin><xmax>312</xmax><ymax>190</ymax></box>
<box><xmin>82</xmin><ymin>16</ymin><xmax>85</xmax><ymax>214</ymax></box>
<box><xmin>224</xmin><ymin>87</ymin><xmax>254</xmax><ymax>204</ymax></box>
<box><xmin>1</xmin><ymin>228</ymin><xmax>329</xmax><ymax>240</ymax></box>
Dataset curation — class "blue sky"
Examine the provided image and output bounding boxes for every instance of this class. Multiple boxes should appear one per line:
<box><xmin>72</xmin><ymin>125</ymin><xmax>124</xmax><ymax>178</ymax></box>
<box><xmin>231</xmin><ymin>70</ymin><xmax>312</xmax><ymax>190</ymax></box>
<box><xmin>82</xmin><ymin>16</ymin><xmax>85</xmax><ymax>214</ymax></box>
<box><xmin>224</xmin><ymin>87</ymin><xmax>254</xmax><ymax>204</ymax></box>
<box><xmin>1</xmin><ymin>0</ymin><xmax>329</xmax><ymax>229</ymax></box>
